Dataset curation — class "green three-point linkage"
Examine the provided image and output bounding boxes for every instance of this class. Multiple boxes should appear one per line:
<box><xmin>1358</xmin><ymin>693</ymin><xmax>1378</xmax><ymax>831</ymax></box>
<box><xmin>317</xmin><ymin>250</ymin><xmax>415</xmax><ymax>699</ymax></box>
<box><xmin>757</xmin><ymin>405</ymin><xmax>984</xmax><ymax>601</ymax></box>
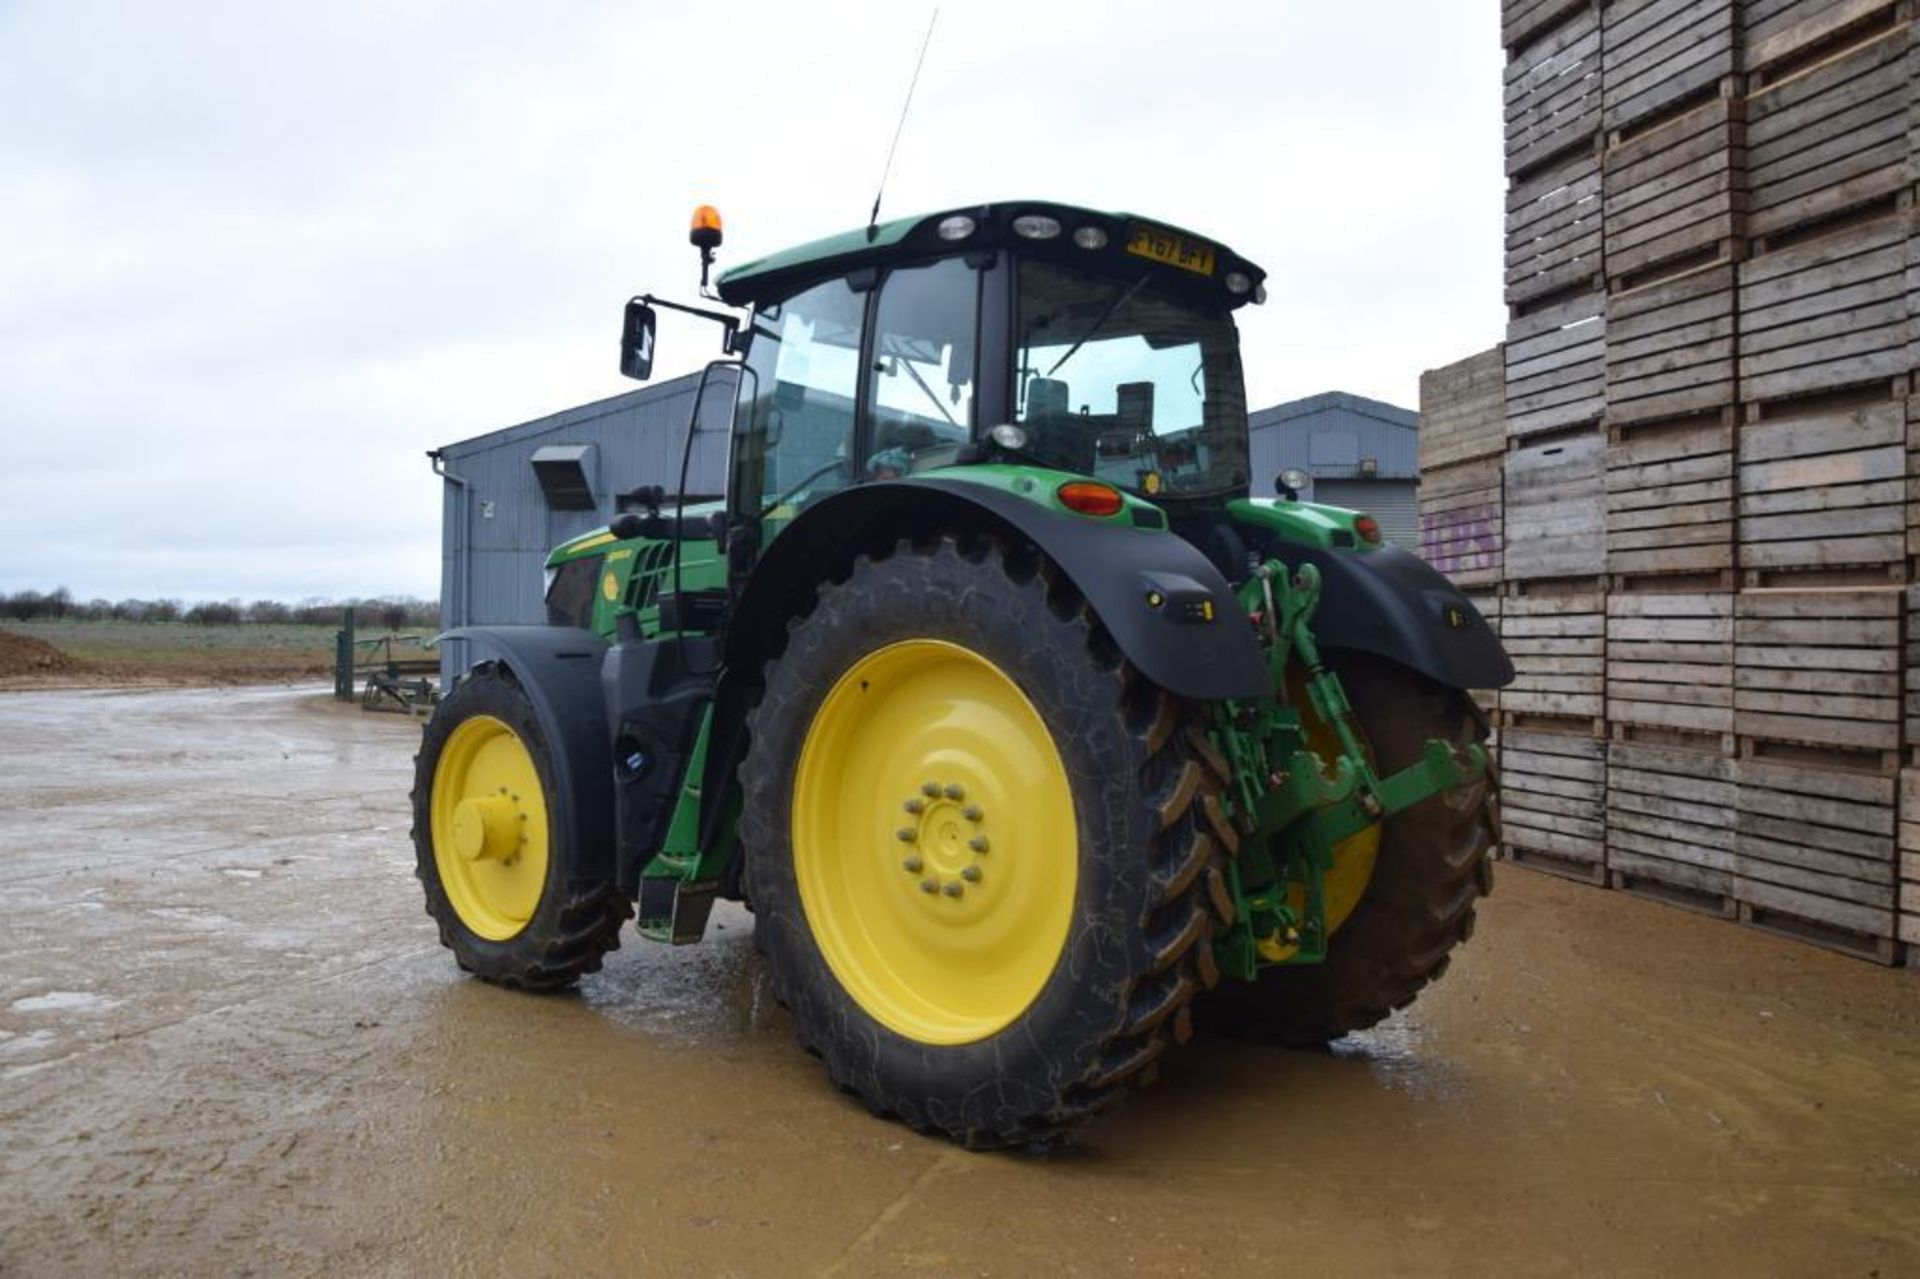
<box><xmin>1207</xmin><ymin>558</ymin><xmax>1491</xmax><ymax>982</ymax></box>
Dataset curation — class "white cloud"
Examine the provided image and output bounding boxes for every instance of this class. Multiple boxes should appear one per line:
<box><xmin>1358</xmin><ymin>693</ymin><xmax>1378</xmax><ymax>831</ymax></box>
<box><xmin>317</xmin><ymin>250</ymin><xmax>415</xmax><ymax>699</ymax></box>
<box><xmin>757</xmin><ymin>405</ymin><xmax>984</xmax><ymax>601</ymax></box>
<box><xmin>0</xmin><ymin>0</ymin><xmax>1504</xmax><ymax>601</ymax></box>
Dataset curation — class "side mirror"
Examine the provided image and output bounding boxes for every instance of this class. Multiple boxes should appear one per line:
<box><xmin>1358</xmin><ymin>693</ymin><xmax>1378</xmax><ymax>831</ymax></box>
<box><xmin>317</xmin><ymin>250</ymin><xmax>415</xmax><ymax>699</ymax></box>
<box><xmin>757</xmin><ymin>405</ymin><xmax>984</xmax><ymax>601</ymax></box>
<box><xmin>619</xmin><ymin>300</ymin><xmax>657</xmax><ymax>381</ymax></box>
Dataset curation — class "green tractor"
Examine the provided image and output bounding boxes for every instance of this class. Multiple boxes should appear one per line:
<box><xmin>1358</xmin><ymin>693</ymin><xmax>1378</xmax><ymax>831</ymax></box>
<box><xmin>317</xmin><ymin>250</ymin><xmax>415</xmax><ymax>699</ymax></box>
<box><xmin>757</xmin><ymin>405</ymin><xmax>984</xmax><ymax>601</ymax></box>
<box><xmin>412</xmin><ymin>200</ymin><xmax>1511</xmax><ymax>1148</ymax></box>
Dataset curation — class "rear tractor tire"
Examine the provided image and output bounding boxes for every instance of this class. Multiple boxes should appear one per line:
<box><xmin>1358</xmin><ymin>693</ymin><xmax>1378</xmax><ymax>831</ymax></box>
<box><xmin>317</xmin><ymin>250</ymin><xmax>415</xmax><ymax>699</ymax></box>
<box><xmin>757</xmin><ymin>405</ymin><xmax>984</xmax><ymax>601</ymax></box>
<box><xmin>1198</xmin><ymin>653</ymin><xmax>1495</xmax><ymax>1045</ymax></box>
<box><xmin>410</xmin><ymin>665</ymin><xmax>630</xmax><ymax>991</ymax></box>
<box><xmin>740</xmin><ymin>536</ymin><xmax>1229</xmax><ymax>1149</ymax></box>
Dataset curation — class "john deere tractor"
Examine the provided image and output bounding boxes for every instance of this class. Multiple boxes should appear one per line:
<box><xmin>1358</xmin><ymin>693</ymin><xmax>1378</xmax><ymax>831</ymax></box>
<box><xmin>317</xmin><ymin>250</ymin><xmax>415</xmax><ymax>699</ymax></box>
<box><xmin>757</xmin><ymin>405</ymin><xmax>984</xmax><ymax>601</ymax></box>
<box><xmin>412</xmin><ymin>200</ymin><xmax>1511</xmax><ymax>1148</ymax></box>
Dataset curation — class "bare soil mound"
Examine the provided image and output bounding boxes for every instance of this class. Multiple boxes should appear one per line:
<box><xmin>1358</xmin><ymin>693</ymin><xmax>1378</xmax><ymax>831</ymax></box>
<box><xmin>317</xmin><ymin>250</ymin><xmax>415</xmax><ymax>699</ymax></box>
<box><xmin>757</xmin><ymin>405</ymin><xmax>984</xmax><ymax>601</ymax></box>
<box><xmin>0</xmin><ymin>628</ymin><xmax>84</xmax><ymax>677</ymax></box>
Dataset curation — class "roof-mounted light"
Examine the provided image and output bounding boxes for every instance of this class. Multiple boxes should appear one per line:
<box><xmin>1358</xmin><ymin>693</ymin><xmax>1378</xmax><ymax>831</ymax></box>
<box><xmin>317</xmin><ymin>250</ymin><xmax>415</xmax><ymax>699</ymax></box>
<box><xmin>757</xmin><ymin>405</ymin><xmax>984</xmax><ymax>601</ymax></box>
<box><xmin>1072</xmin><ymin>225</ymin><xmax>1109</xmax><ymax>250</ymax></box>
<box><xmin>1013</xmin><ymin>214</ymin><xmax>1062</xmax><ymax>240</ymax></box>
<box><xmin>1225</xmin><ymin>271</ymin><xmax>1253</xmax><ymax>296</ymax></box>
<box><xmin>937</xmin><ymin>214</ymin><xmax>977</xmax><ymax>241</ymax></box>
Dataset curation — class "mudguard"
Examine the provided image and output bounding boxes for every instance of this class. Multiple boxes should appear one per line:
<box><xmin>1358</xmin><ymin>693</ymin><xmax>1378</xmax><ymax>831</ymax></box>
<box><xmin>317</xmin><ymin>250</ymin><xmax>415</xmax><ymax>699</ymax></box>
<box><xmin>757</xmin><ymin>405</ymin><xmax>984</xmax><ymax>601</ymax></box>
<box><xmin>1277</xmin><ymin>544</ymin><xmax>1515</xmax><ymax>691</ymax></box>
<box><xmin>438</xmin><ymin>626</ymin><xmax>617</xmax><ymax>886</ymax></box>
<box><xmin>724</xmin><ymin>477</ymin><xmax>1272</xmax><ymax>701</ymax></box>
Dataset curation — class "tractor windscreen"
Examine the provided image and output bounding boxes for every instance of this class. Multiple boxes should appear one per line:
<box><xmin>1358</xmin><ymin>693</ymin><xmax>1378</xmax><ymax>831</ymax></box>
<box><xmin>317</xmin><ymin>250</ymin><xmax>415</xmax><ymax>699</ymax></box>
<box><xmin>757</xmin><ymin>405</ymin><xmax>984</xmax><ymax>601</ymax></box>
<box><xmin>1014</xmin><ymin>259</ymin><xmax>1248</xmax><ymax>498</ymax></box>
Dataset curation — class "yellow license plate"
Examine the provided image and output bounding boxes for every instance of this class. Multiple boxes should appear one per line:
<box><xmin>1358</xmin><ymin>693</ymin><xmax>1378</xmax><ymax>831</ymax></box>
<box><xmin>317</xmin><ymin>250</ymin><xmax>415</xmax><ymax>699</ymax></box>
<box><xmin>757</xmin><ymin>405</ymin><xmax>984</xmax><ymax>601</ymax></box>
<box><xmin>1126</xmin><ymin>224</ymin><xmax>1216</xmax><ymax>276</ymax></box>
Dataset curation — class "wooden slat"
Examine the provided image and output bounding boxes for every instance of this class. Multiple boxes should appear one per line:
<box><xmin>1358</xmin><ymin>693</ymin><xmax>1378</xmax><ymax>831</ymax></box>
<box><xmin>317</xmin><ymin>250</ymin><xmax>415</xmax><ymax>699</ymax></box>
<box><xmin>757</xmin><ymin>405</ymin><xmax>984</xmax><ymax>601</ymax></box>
<box><xmin>1420</xmin><ymin>347</ymin><xmax>1508</xmax><ymax>469</ymax></box>
<box><xmin>1736</xmin><ymin>215</ymin><xmax>1909</xmax><ymax>403</ymax></box>
<box><xmin>1506</xmin><ymin>4</ymin><xmax>1605</xmax><ymax>176</ymax></box>
<box><xmin>1733</xmin><ymin>754</ymin><xmax>1898</xmax><ymax>948</ymax></box>
<box><xmin>1746</xmin><ymin>22</ymin><xmax>1910</xmax><ymax>238</ymax></box>
<box><xmin>1608</xmin><ymin>740</ymin><xmax>1735</xmax><ymax>894</ymax></box>
<box><xmin>1737</xmin><ymin>398</ymin><xmax>1906</xmax><ymax>575</ymax></box>
<box><xmin>1607</xmin><ymin>593</ymin><xmax>1735</xmax><ymax>733</ymax></box>
<box><xmin>1734</xmin><ymin>588</ymin><xmax>1904</xmax><ymax>752</ymax></box>
<box><xmin>1603</xmin><ymin>0</ymin><xmax>1737</xmax><ymax>135</ymax></box>
<box><xmin>1503</xmin><ymin>727</ymin><xmax>1608</xmax><ymax>868</ymax></box>
<box><xmin>1900</xmin><ymin>768</ymin><xmax>1920</xmax><ymax>946</ymax></box>
<box><xmin>1605</xmin><ymin>411</ymin><xmax>1735</xmax><ymax>577</ymax></box>
<box><xmin>1508</xmin><ymin>150</ymin><xmax>1605</xmax><ymax>305</ymax></box>
<box><xmin>1605</xmin><ymin>263</ymin><xmax>1738</xmax><ymax>422</ymax></box>
<box><xmin>1506</xmin><ymin>0</ymin><xmax>1595</xmax><ymax>51</ymax></box>
<box><xmin>1418</xmin><ymin>457</ymin><xmax>1505</xmax><ymax>586</ymax></box>
<box><xmin>1743</xmin><ymin>0</ymin><xmax>1901</xmax><ymax>77</ymax></box>
<box><xmin>1507</xmin><ymin>432</ymin><xmax>1606</xmax><ymax>580</ymax></box>
<box><xmin>1466</xmin><ymin>591</ymin><xmax>1506</xmax><ymax>717</ymax></box>
<box><xmin>1503</xmin><ymin>591</ymin><xmax>1606</xmax><ymax>719</ymax></box>
<box><xmin>1507</xmin><ymin>291</ymin><xmax>1608</xmax><ymax>439</ymax></box>
<box><xmin>1602</xmin><ymin>98</ymin><xmax>1745</xmax><ymax>286</ymax></box>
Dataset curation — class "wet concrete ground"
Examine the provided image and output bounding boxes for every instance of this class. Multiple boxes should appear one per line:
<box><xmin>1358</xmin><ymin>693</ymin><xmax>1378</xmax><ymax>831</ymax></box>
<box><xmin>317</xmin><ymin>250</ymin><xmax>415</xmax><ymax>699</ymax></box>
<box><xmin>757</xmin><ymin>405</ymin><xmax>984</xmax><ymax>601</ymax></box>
<box><xmin>1</xmin><ymin>685</ymin><xmax>1917</xmax><ymax>1276</ymax></box>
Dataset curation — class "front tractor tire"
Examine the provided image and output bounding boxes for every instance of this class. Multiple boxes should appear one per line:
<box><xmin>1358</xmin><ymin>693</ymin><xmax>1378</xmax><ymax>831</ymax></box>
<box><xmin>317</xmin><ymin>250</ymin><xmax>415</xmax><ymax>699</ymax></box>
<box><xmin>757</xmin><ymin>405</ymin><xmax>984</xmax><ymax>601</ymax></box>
<box><xmin>740</xmin><ymin>537</ymin><xmax>1229</xmax><ymax>1149</ymax></box>
<box><xmin>410</xmin><ymin>665</ymin><xmax>630</xmax><ymax>991</ymax></box>
<box><xmin>1199</xmin><ymin>653</ymin><xmax>1496</xmax><ymax>1045</ymax></box>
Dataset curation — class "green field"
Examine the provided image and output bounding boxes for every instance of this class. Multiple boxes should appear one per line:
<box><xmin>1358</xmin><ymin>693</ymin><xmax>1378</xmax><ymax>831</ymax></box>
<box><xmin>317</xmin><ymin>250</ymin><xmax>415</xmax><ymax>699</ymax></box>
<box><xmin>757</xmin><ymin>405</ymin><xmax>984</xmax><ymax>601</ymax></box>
<box><xmin>4</xmin><ymin>619</ymin><xmax>435</xmax><ymax>683</ymax></box>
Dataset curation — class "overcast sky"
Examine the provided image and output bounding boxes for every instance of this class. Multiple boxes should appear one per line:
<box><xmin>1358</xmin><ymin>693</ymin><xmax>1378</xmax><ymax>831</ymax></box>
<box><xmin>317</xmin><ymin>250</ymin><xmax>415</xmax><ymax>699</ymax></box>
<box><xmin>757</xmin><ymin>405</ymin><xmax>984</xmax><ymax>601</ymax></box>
<box><xmin>0</xmin><ymin>1</ymin><xmax>1505</xmax><ymax>604</ymax></box>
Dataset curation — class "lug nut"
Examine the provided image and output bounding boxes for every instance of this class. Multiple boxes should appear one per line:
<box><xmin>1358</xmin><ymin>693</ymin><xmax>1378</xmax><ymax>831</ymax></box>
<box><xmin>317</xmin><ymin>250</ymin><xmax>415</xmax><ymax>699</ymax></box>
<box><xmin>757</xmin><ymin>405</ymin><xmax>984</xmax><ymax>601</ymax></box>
<box><xmin>921</xmin><ymin>782</ymin><xmax>942</xmax><ymax>797</ymax></box>
<box><xmin>896</xmin><ymin>828</ymin><xmax>917</xmax><ymax>843</ymax></box>
<box><xmin>902</xmin><ymin>856</ymin><xmax>924</xmax><ymax>874</ymax></box>
<box><xmin>903</xmin><ymin>798</ymin><xmax>924</xmax><ymax>814</ymax></box>
<box><xmin>920</xmin><ymin>879</ymin><xmax>938</xmax><ymax>894</ymax></box>
<box><xmin>960</xmin><ymin>866</ymin><xmax>981</xmax><ymax>883</ymax></box>
<box><xmin>942</xmin><ymin>882</ymin><xmax>965</xmax><ymax>898</ymax></box>
<box><xmin>962</xmin><ymin>805</ymin><xmax>982</xmax><ymax>822</ymax></box>
<box><xmin>968</xmin><ymin>836</ymin><xmax>989</xmax><ymax>853</ymax></box>
<box><xmin>943</xmin><ymin>784</ymin><xmax>966</xmax><ymax>800</ymax></box>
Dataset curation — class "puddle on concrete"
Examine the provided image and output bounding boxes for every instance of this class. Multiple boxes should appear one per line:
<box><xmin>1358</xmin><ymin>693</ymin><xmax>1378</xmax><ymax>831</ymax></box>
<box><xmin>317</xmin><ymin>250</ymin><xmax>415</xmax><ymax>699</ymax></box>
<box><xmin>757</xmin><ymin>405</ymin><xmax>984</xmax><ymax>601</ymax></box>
<box><xmin>11</xmin><ymin>992</ymin><xmax>121</xmax><ymax>1015</ymax></box>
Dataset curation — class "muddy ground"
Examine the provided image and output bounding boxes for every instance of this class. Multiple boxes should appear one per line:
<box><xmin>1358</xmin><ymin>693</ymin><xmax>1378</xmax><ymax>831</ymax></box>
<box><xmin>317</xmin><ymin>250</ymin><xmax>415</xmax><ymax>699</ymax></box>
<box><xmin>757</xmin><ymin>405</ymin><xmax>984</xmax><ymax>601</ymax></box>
<box><xmin>1</xmin><ymin>686</ymin><xmax>1916</xmax><ymax>1276</ymax></box>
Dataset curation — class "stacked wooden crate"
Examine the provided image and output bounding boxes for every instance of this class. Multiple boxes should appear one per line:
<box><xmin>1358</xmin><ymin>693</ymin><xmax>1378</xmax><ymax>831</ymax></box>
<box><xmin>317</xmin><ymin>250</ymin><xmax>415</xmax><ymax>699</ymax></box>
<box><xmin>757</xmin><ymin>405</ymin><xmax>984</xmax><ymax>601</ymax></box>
<box><xmin>1417</xmin><ymin>350</ymin><xmax>1507</xmax><ymax>590</ymax></box>
<box><xmin>1482</xmin><ymin>0</ymin><xmax>1920</xmax><ymax>961</ymax></box>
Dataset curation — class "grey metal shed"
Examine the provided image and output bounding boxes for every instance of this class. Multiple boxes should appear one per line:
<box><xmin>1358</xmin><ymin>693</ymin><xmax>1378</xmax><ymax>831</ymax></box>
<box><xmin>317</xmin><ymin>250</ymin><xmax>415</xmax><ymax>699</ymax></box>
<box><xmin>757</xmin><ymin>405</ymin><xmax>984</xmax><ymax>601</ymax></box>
<box><xmin>430</xmin><ymin>369</ymin><xmax>735</xmax><ymax>678</ymax></box>
<box><xmin>1248</xmin><ymin>392</ymin><xmax>1421</xmax><ymax>548</ymax></box>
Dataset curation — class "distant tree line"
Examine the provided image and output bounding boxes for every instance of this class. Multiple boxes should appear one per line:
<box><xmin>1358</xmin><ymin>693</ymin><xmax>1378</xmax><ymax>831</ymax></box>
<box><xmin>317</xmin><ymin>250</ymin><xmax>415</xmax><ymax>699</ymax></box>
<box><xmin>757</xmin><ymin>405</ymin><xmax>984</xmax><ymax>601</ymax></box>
<box><xmin>0</xmin><ymin>587</ymin><xmax>439</xmax><ymax>630</ymax></box>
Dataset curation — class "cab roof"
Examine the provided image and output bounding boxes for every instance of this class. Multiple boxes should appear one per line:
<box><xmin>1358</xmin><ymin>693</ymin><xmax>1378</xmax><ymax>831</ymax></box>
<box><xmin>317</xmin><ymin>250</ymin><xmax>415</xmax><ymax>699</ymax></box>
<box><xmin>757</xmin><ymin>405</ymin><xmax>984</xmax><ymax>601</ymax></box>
<box><xmin>713</xmin><ymin>199</ymin><xmax>1267</xmax><ymax>310</ymax></box>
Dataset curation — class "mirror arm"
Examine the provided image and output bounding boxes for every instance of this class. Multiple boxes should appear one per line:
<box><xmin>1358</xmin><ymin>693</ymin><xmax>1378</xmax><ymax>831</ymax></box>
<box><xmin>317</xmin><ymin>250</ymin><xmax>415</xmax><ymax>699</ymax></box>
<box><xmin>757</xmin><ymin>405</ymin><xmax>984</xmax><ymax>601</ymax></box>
<box><xmin>636</xmin><ymin>294</ymin><xmax>747</xmax><ymax>356</ymax></box>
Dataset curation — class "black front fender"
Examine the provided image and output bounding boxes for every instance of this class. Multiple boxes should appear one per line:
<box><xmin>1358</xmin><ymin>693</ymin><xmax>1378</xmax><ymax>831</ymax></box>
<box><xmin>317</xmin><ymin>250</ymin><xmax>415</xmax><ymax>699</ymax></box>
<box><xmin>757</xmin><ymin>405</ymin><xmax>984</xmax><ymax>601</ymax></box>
<box><xmin>439</xmin><ymin>626</ymin><xmax>617</xmax><ymax>886</ymax></box>
<box><xmin>725</xmin><ymin>478</ymin><xmax>1272</xmax><ymax>701</ymax></box>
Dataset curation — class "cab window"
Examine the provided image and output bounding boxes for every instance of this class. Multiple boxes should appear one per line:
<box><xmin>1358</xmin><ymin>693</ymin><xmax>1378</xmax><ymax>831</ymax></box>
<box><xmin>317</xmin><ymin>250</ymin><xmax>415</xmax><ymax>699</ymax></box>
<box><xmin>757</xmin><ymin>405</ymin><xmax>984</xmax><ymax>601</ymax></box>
<box><xmin>865</xmin><ymin>257</ymin><xmax>977</xmax><ymax>479</ymax></box>
<box><xmin>734</xmin><ymin>277</ymin><xmax>866</xmax><ymax>521</ymax></box>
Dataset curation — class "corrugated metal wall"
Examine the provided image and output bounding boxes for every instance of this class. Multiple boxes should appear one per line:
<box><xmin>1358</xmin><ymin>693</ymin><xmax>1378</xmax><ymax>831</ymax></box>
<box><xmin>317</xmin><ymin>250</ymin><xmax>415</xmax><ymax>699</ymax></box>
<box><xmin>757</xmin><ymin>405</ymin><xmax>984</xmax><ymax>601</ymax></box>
<box><xmin>435</xmin><ymin>370</ymin><xmax>734</xmax><ymax>677</ymax></box>
<box><xmin>1249</xmin><ymin>392</ymin><xmax>1420</xmax><ymax>499</ymax></box>
<box><xmin>1312</xmin><ymin>479</ymin><xmax>1420</xmax><ymax>549</ymax></box>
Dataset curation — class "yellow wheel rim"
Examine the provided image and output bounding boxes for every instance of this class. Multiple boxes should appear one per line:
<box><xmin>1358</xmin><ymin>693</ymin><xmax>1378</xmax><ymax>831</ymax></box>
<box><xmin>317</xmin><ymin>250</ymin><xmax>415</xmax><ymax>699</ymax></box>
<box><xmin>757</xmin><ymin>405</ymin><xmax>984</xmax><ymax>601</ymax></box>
<box><xmin>791</xmin><ymin>639</ymin><xmax>1078</xmax><ymax>1046</ymax></box>
<box><xmin>429</xmin><ymin>714</ymin><xmax>550</xmax><ymax>941</ymax></box>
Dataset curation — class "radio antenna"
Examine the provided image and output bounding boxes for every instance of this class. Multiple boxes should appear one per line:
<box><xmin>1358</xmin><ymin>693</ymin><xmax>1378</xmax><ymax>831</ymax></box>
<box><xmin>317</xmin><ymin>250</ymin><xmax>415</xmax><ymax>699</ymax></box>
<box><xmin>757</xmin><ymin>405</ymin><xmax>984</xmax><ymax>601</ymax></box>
<box><xmin>867</xmin><ymin>8</ymin><xmax>939</xmax><ymax>241</ymax></box>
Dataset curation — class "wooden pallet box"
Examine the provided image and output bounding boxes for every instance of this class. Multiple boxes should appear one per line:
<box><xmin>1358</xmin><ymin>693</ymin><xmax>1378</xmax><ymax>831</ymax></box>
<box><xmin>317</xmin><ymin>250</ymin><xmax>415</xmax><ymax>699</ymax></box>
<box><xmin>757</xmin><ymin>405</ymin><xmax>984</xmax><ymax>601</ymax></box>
<box><xmin>1605</xmin><ymin>265</ymin><xmax>1739</xmax><ymax>425</ymax></box>
<box><xmin>1745</xmin><ymin>16</ymin><xmax>1910</xmax><ymax>239</ymax></box>
<box><xmin>1605</xmin><ymin>410</ymin><xmax>1736</xmax><ymax>581</ymax></box>
<box><xmin>1737</xmin><ymin>396</ymin><xmax>1907</xmax><ymax>579</ymax></box>
<box><xmin>1608</xmin><ymin>740</ymin><xmax>1736</xmax><ymax>905</ymax></box>
<box><xmin>1899</xmin><ymin>768</ymin><xmax>1920</xmax><ymax>946</ymax></box>
<box><xmin>1603</xmin><ymin>0</ymin><xmax>1738</xmax><ymax>136</ymax></box>
<box><xmin>1506</xmin><ymin>3</ymin><xmax>1605</xmax><ymax>178</ymax></box>
<box><xmin>1507</xmin><ymin>291</ymin><xmax>1608</xmax><ymax>440</ymax></box>
<box><xmin>1733</xmin><ymin>588</ymin><xmax>1904</xmax><ymax>756</ymax></box>
<box><xmin>1502</xmin><ymin>589</ymin><xmax>1607</xmax><ymax>722</ymax></box>
<box><xmin>1736</xmin><ymin>214</ymin><xmax>1909</xmax><ymax>404</ymax></box>
<box><xmin>1421</xmin><ymin>347</ymin><xmax>1508</xmax><ymax>470</ymax></box>
<box><xmin>1419</xmin><ymin>456</ymin><xmax>1505</xmax><ymax>587</ymax></box>
<box><xmin>1506</xmin><ymin>432</ymin><xmax>1606</xmax><ymax>580</ymax></box>
<box><xmin>1603</xmin><ymin>102</ymin><xmax>1746</xmax><ymax>293</ymax></box>
<box><xmin>1906</xmin><ymin>583</ymin><xmax>1920</xmax><ymax>749</ymax></box>
<box><xmin>1607</xmin><ymin>592</ymin><xmax>1735</xmax><ymax>737</ymax></box>
<box><xmin>1508</xmin><ymin>149</ymin><xmax>1605</xmax><ymax>307</ymax></box>
<box><xmin>1501</xmin><ymin>727</ymin><xmax>1608</xmax><ymax>881</ymax></box>
<box><xmin>1908</xmin><ymin>397</ymin><xmax>1920</xmax><ymax>558</ymax></box>
<box><xmin>1743</xmin><ymin>0</ymin><xmax>1904</xmax><ymax>77</ymax></box>
<box><xmin>1734</xmin><ymin>755</ymin><xmax>1899</xmax><ymax>959</ymax></box>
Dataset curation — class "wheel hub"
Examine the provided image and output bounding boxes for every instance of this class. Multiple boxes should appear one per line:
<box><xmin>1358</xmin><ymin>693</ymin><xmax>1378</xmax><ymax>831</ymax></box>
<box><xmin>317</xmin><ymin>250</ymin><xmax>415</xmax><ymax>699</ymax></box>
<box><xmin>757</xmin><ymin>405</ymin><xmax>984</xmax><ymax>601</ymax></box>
<box><xmin>897</xmin><ymin>784</ymin><xmax>988</xmax><ymax>899</ymax></box>
<box><xmin>450</xmin><ymin>792</ymin><xmax>525</xmax><ymax>863</ymax></box>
